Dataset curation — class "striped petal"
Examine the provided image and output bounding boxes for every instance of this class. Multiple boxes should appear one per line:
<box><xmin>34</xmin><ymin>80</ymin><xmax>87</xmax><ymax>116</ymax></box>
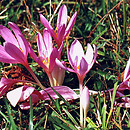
<box><xmin>5</xmin><ymin>42</ymin><xmax>27</xmax><ymax>65</ymax></box>
<box><xmin>57</xmin><ymin>5</ymin><xmax>67</xmax><ymax>30</ymax></box>
<box><xmin>0</xmin><ymin>25</ymin><xmax>17</xmax><ymax>45</ymax></box>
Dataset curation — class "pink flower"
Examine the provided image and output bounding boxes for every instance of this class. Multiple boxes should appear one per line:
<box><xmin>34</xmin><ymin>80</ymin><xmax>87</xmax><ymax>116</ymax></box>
<box><xmin>40</xmin><ymin>5</ymin><xmax>77</xmax><ymax>48</ymax></box>
<box><xmin>102</xmin><ymin>58</ymin><xmax>130</xmax><ymax>108</ymax></box>
<box><xmin>56</xmin><ymin>39</ymin><xmax>97</xmax><ymax>84</ymax></box>
<box><xmin>40</xmin><ymin>86</ymin><xmax>79</xmax><ymax>100</ymax></box>
<box><xmin>0</xmin><ymin>77</ymin><xmax>23</xmax><ymax>97</ymax></box>
<box><xmin>37</xmin><ymin>29</ymin><xmax>62</xmax><ymax>73</ymax></box>
<box><xmin>0</xmin><ymin>22</ymin><xmax>29</xmax><ymax>66</ymax></box>
<box><xmin>80</xmin><ymin>86</ymin><xmax>90</xmax><ymax>113</ymax></box>
<box><xmin>51</xmin><ymin>62</ymin><xmax>65</xmax><ymax>86</ymax></box>
<box><xmin>6</xmin><ymin>85</ymin><xmax>79</xmax><ymax>110</ymax></box>
<box><xmin>29</xmin><ymin>29</ymin><xmax>64</xmax><ymax>86</ymax></box>
<box><xmin>6</xmin><ymin>86</ymin><xmax>43</xmax><ymax>110</ymax></box>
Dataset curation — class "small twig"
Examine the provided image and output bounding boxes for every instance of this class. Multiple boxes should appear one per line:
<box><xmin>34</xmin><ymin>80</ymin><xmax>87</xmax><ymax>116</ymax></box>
<box><xmin>87</xmin><ymin>0</ymin><xmax>123</xmax><ymax>38</ymax></box>
<box><xmin>0</xmin><ymin>8</ymin><xmax>7</xmax><ymax>15</ymax></box>
<box><xmin>49</xmin><ymin>0</ymin><xmax>51</xmax><ymax>18</ymax></box>
<box><xmin>99</xmin><ymin>36</ymin><xmax>116</xmax><ymax>48</ymax></box>
<box><xmin>109</xmin><ymin>14</ymin><xmax>117</xmax><ymax>34</ymax></box>
<box><xmin>88</xmin><ymin>7</ymin><xmax>102</xmax><ymax>19</ymax></box>
<box><xmin>49</xmin><ymin>0</ymin><xmax>63</xmax><ymax>24</ymax></box>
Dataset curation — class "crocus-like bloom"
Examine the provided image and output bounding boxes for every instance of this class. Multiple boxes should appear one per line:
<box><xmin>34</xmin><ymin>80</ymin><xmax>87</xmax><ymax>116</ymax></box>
<box><xmin>30</xmin><ymin>29</ymin><xmax>63</xmax><ymax>86</ymax></box>
<box><xmin>0</xmin><ymin>77</ymin><xmax>24</xmax><ymax>97</ymax></box>
<box><xmin>37</xmin><ymin>29</ymin><xmax>61</xmax><ymax>73</ymax></box>
<box><xmin>0</xmin><ymin>22</ymin><xmax>29</xmax><ymax>66</ymax></box>
<box><xmin>40</xmin><ymin>5</ymin><xmax>77</xmax><ymax>48</ymax></box>
<box><xmin>56</xmin><ymin>39</ymin><xmax>97</xmax><ymax>85</ymax></box>
<box><xmin>40</xmin><ymin>86</ymin><xmax>79</xmax><ymax>100</ymax></box>
<box><xmin>0</xmin><ymin>23</ymin><xmax>45</xmax><ymax>89</ymax></box>
<box><xmin>7</xmin><ymin>85</ymin><xmax>43</xmax><ymax>110</ymax></box>
<box><xmin>6</xmin><ymin>85</ymin><xmax>78</xmax><ymax>110</ymax></box>
<box><xmin>102</xmin><ymin>58</ymin><xmax>130</xmax><ymax>108</ymax></box>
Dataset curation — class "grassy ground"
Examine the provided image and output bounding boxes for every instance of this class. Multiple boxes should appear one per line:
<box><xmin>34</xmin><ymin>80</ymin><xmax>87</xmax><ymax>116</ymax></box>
<box><xmin>0</xmin><ymin>0</ymin><xmax>129</xmax><ymax>129</ymax></box>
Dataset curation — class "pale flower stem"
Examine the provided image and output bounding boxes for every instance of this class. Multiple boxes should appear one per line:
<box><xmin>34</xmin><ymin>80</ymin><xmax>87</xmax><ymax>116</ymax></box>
<box><xmin>84</xmin><ymin>107</ymin><xmax>87</xmax><ymax>128</ymax></box>
<box><xmin>79</xmin><ymin>80</ymin><xmax>83</xmax><ymax>128</ymax></box>
<box><xmin>47</xmin><ymin>73</ymin><xmax>54</xmax><ymax>87</ymax></box>
<box><xmin>25</xmin><ymin>64</ymin><xmax>45</xmax><ymax>89</ymax></box>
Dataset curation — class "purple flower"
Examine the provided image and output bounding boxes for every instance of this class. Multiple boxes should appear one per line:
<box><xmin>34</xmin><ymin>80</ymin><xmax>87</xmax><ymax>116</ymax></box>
<box><xmin>6</xmin><ymin>85</ymin><xmax>78</xmax><ymax>110</ymax></box>
<box><xmin>56</xmin><ymin>39</ymin><xmax>97</xmax><ymax>84</ymax></box>
<box><xmin>0</xmin><ymin>22</ymin><xmax>29</xmax><ymax>66</ymax></box>
<box><xmin>102</xmin><ymin>58</ymin><xmax>130</xmax><ymax>108</ymax></box>
<box><xmin>6</xmin><ymin>85</ymin><xmax>43</xmax><ymax>109</ymax></box>
<box><xmin>0</xmin><ymin>77</ymin><xmax>24</xmax><ymax>97</ymax></box>
<box><xmin>40</xmin><ymin>5</ymin><xmax>77</xmax><ymax>48</ymax></box>
<box><xmin>40</xmin><ymin>86</ymin><xmax>79</xmax><ymax>100</ymax></box>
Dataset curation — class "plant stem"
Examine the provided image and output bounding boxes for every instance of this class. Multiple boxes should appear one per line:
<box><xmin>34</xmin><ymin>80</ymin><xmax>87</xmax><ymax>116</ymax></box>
<box><xmin>123</xmin><ymin>0</ymin><xmax>126</xmax><ymax>42</ymax></box>
<box><xmin>79</xmin><ymin>79</ymin><xmax>83</xmax><ymax>128</ymax></box>
<box><xmin>25</xmin><ymin>64</ymin><xmax>45</xmax><ymax>89</ymax></box>
<box><xmin>47</xmin><ymin>72</ymin><xmax>54</xmax><ymax>87</ymax></box>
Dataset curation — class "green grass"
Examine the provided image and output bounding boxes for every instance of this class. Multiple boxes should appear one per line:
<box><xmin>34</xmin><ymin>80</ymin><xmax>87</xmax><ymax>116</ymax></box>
<box><xmin>0</xmin><ymin>0</ymin><xmax>129</xmax><ymax>129</ymax></box>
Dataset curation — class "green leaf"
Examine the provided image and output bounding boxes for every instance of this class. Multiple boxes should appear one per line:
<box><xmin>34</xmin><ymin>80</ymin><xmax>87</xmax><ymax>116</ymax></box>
<box><xmin>86</xmin><ymin>117</ymin><xmax>97</xmax><ymax>129</ymax></box>
<box><xmin>102</xmin><ymin>104</ymin><xmax>107</xmax><ymax>130</ymax></box>
<box><xmin>34</xmin><ymin>114</ymin><xmax>46</xmax><ymax>130</ymax></box>
<box><xmin>50</xmin><ymin>87</ymin><xmax>72</xmax><ymax>108</ymax></box>
<box><xmin>91</xmin><ymin>28</ymin><xmax>107</xmax><ymax>45</ymax></box>
<box><xmin>106</xmin><ymin>82</ymin><xmax>118</xmax><ymax>128</ymax></box>
<box><xmin>62</xmin><ymin>107</ymin><xmax>79</xmax><ymax>126</ymax></box>
<box><xmin>0</xmin><ymin>110</ymin><xmax>9</xmax><ymax>123</ymax></box>
<box><xmin>4</xmin><ymin>98</ymin><xmax>17</xmax><ymax>130</ymax></box>
<box><xmin>29</xmin><ymin>96</ymin><xmax>33</xmax><ymax>130</ymax></box>
<box><xmin>49</xmin><ymin>115</ymin><xmax>77</xmax><ymax>130</ymax></box>
<box><xmin>111</xmin><ymin>81</ymin><xmax>118</xmax><ymax>108</ymax></box>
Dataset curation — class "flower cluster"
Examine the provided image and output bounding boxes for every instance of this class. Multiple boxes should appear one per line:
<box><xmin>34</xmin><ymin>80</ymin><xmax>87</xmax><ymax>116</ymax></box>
<box><xmin>0</xmin><ymin>5</ymin><xmax>82</xmax><ymax>110</ymax></box>
<box><xmin>0</xmin><ymin>4</ymin><xmax>129</xmax><ymax>128</ymax></box>
<box><xmin>5</xmin><ymin>4</ymin><xmax>130</xmax><ymax>128</ymax></box>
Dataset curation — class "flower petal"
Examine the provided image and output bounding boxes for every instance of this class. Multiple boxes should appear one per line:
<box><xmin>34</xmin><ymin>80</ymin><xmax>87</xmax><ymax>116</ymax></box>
<box><xmin>19</xmin><ymin>86</ymin><xmax>35</xmax><ymax>102</ymax></box>
<box><xmin>49</xmin><ymin>48</ymin><xmax>58</xmax><ymax>72</ymax></box>
<box><xmin>8</xmin><ymin>22</ymin><xmax>28</xmax><ymax>57</ymax></box>
<box><xmin>57</xmin><ymin>5</ymin><xmax>67</xmax><ymax>30</ymax></box>
<box><xmin>65</xmin><ymin>12</ymin><xmax>77</xmax><ymax>38</ymax></box>
<box><xmin>80</xmin><ymin>86</ymin><xmax>90</xmax><ymax>111</ymax></box>
<box><xmin>7</xmin><ymin>86</ymin><xmax>23</xmax><ymax>107</ymax></box>
<box><xmin>57</xmin><ymin>24</ymin><xmax>66</xmax><ymax>47</ymax></box>
<box><xmin>0</xmin><ymin>78</ymin><xmax>26</xmax><ymax>97</ymax></box>
<box><xmin>5</xmin><ymin>43</ymin><xmax>27</xmax><ymax>65</ymax></box>
<box><xmin>40</xmin><ymin>14</ymin><xmax>57</xmax><ymax>41</ymax></box>
<box><xmin>85</xmin><ymin>43</ymin><xmax>94</xmax><ymax>64</ymax></box>
<box><xmin>43</xmin><ymin>29</ymin><xmax>53</xmax><ymax>53</ymax></box>
<box><xmin>56</xmin><ymin>58</ymin><xmax>75</xmax><ymax>73</ymax></box>
<box><xmin>20</xmin><ymin>93</ymin><xmax>39</xmax><ymax>110</ymax></box>
<box><xmin>28</xmin><ymin>45</ymin><xmax>48</xmax><ymax>71</ymax></box>
<box><xmin>87</xmin><ymin>44</ymin><xmax>97</xmax><ymax>71</ymax></box>
<box><xmin>37</xmin><ymin>32</ymin><xmax>46</xmax><ymax>58</ymax></box>
<box><xmin>69</xmin><ymin>39</ymin><xmax>84</xmax><ymax>65</ymax></box>
<box><xmin>79</xmin><ymin>57</ymin><xmax>88</xmax><ymax>76</ymax></box>
<box><xmin>0</xmin><ymin>25</ymin><xmax>17</xmax><ymax>44</ymax></box>
<box><xmin>0</xmin><ymin>45</ymin><xmax>17</xmax><ymax>63</ymax></box>
<box><xmin>40</xmin><ymin>86</ymin><xmax>79</xmax><ymax>100</ymax></box>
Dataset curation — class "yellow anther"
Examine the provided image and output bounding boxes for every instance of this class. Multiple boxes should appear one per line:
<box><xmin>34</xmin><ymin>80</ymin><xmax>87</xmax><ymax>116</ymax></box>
<box><xmin>43</xmin><ymin>57</ymin><xmax>50</xmax><ymax>68</ymax></box>
<box><xmin>19</xmin><ymin>47</ymin><xmax>23</xmax><ymax>52</ymax></box>
<box><xmin>75</xmin><ymin>59</ymin><xmax>77</xmax><ymax>67</ymax></box>
<box><xmin>75</xmin><ymin>59</ymin><xmax>80</xmax><ymax>69</ymax></box>
<box><xmin>54</xmin><ymin>27</ymin><xmax>58</xmax><ymax>38</ymax></box>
